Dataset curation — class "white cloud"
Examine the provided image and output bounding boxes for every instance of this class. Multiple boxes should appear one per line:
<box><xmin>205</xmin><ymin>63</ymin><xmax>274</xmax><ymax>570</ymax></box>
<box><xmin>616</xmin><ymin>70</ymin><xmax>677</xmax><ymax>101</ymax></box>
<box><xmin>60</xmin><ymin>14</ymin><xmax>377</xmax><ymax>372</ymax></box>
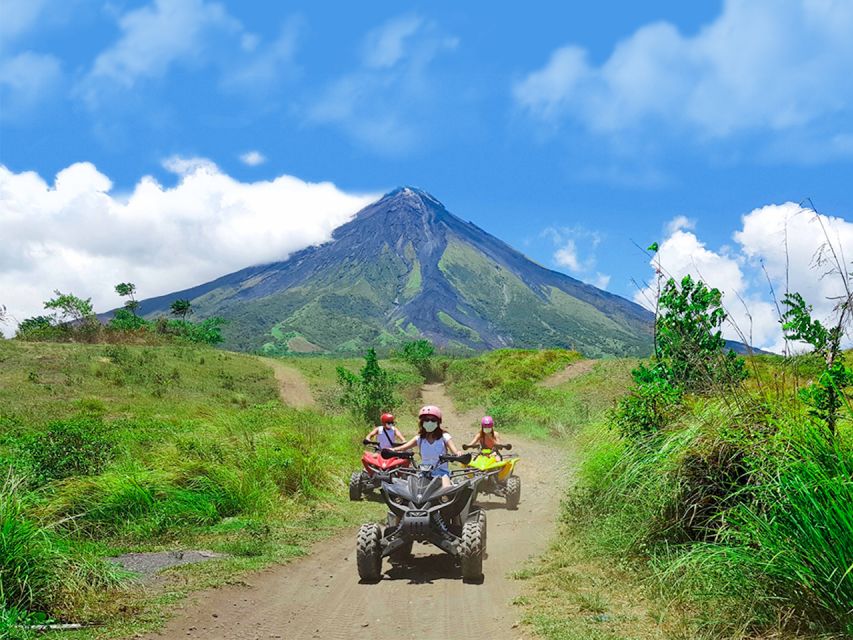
<box><xmin>554</xmin><ymin>239</ymin><xmax>582</xmax><ymax>271</ymax></box>
<box><xmin>83</xmin><ymin>0</ymin><xmax>240</xmax><ymax>94</ymax></box>
<box><xmin>239</xmin><ymin>151</ymin><xmax>267</xmax><ymax>166</ymax></box>
<box><xmin>543</xmin><ymin>226</ymin><xmax>610</xmax><ymax>290</ymax></box>
<box><xmin>515</xmin><ymin>0</ymin><xmax>853</xmax><ymax>146</ymax></box>
<box><xmin>636</xmin><ymin>203</ymin><xmax>853</xmax><ymax>351</ymax></box>
<box><xmin>307</xmin><ymin>15</ymin><xmax>458</xmax><ymax>154</ymax></box>
<box><xmin>0</xmin><ymin>160</ymin><xmax>378</xmax><ymax>334</ymax></box>
<box><xmin>666</xmin><ymin>215</ymin><xmax>695</xmax><ymax>235</ymax></box>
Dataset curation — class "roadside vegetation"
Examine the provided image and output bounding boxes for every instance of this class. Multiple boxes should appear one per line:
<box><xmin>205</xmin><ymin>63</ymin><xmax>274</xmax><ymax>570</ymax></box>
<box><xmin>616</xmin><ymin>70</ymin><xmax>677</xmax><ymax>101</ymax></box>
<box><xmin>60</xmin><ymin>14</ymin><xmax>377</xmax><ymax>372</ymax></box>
<box><xmin>511</xmin><ymin>255</ymin><xmax>852</xmax><ymax>637</ymax></box>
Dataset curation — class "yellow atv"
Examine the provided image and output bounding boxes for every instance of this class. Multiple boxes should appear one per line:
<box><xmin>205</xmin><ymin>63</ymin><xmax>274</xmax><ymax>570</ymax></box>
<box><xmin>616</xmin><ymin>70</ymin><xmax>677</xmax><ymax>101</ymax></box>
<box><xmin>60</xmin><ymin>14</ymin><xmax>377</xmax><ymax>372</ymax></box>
<box><xmin>462</xmin><ymin>443</ymin><xmax>521</xmax><ymax>509</ymax></box>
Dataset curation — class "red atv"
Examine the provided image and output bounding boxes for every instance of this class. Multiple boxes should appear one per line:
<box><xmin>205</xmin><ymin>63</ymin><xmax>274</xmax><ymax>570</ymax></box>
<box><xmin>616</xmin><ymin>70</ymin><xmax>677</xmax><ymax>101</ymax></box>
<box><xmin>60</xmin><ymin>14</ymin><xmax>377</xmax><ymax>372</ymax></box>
<box><xmin>349</xmin><ymin>439</ymin><xmax>411</xmax><ymax>501</ymax></box>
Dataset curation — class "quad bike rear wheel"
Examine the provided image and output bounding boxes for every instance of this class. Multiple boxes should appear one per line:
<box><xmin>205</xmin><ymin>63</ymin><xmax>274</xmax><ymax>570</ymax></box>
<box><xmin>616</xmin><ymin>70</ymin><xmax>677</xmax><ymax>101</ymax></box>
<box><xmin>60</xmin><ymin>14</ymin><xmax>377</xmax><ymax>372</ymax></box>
<box><xmin>356</xmin><ymin>523</ymin><xmax>383</xmax><ymax>582</ymax></box>
<box><xmin>505</xmin><ymin>475</ymin><xmax>521</xmax><ymax>510</ymax></box>
<box><xmin>349</xmin><ymin>471</ymin><xmax>363</xmax><ymax>501</ymax></box>
<box><xmin>460</xmin><ymin>518</ymin><xmax>484</xmax><ymax>583</ymax></box>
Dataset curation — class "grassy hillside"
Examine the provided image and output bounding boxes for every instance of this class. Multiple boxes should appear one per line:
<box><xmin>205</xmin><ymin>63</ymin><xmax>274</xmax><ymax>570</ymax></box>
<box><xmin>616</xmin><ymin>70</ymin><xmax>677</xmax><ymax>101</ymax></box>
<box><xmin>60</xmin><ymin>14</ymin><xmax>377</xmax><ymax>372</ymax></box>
<box><xmin>0</xmin><ymin>342</ymin><xmax>422</xmax><ymax>637</ymax></box>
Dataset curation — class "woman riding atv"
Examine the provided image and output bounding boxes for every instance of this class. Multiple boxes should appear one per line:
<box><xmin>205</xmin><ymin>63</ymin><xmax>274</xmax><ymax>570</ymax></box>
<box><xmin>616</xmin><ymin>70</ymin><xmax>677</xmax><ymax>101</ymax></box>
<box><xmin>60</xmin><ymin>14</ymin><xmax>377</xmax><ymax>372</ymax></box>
<box><xmin>366</xmin><ymin>412</ymin><xmax>404</xmax><ymax>449</ymax></box>
<box><xmin>390</xmin><ymin>405</ymin><xmax>461</xmax><ymax>487</ymax></box>
<box><xmin>466</xmin><ymin>416</ymin><xmax>501</xmax><ymax>451</ymax></box>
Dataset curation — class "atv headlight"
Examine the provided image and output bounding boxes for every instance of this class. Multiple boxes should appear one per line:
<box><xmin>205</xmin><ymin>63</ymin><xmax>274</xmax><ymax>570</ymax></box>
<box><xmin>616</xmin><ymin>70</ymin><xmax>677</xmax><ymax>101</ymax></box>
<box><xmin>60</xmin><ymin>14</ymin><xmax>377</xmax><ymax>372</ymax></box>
<box><xmin>393</xmin><ymin>495</ymin><xmax>405</xmax><ymax>504</ymax></box>
<box><xmin>440</xmin><ymin>494</ymin><xmax>450</xmax><ymax>503</ymax></box>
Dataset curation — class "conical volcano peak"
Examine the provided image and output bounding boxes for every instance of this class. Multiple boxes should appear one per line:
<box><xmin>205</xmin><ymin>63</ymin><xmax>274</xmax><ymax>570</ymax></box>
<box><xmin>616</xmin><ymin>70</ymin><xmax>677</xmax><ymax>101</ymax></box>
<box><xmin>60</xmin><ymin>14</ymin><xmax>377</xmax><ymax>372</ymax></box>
<box><xmin>128</xmin><ymin>185</ymin><xmax>654</xmax><ymax>357</ymax></box>
<box><xmin>380</xmin><ymin>186</ymin><xmax>446</xmax><ymax>212</ymax></box>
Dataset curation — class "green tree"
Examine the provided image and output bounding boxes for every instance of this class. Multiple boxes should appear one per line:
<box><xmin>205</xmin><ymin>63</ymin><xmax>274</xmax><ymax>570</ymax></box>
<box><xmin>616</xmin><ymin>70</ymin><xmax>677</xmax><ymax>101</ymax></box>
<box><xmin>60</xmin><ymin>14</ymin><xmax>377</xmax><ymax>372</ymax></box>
<box><xmin>653</xmin><ymin>275</ymin><xmax>746</xmax><ymax>392</ymax></box>
<box><xmin>114</xmin><ymin>282</ymin><xmax>139</xmax><ymax>315</ymax></box>
<box><xmin>43</xmin><ymin>290</ymin><xmax>94</xmax><ymax>324</ymax></box>
<box><xmin>337</xmin><ymin>348</ymin><xmax>398</xmax><ymax>424</ymax></box>
<box><xmin>15</xmin><ymin>316</ymin><xmax>54</xmax><ymax>339</ymax></box>
<box><xmin>782</xmin><ymin>292</ymin><xmax>852</xmax><ymax>435</ymax></box>
<box><xmin>170</xmin><ymin>298</ymin><xmax>192</xmax><ymax>320</ymax></box>
<box><xmin>616</xmin><ymin>274</ymin><xmax>746</xmax><ymax>439</ymax></box>
<box><xmin>400</xmin><ymin>339</ymin><xmax>435</xmax><ymax>375</ymax></box>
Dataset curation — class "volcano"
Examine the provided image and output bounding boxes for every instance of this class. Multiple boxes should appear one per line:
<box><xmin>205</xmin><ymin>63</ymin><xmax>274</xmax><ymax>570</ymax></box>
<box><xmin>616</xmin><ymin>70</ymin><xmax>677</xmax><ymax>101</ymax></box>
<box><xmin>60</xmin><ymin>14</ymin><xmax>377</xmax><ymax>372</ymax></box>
<box><xmin>129</xmin><ymin>187</ymin><xmax>654</xmax><ymax>356</ymax></box>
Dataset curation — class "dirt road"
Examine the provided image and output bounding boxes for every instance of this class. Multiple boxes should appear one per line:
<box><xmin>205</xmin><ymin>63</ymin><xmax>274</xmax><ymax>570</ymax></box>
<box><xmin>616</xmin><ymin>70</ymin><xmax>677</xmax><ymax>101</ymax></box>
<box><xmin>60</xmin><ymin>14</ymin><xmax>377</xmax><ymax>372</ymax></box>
<box><xmin>257</xmin><ymin>357</ymin><xmax>316</xmax><ymax>408</ymax></box>
<box><xmin>539</xmin><ymin>359</ymin><xmax>596</xmax><ymax>388</ymax></box>
<box><xmin>139</xmin><ymin>383</ymin><xmax>568</xmax><ymax>640</ymax></box>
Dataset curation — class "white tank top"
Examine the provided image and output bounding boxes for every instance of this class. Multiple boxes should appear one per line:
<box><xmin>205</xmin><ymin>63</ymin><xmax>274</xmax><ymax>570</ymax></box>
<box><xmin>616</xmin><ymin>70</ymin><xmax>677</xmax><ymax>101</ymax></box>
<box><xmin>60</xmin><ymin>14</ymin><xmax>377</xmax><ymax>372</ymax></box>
<box><xmin>377</xmin><ymin>427</ymin><xmax>396</xmax><ymax>449</ymax></box>
<box><xmin>418</xmin><ymin>432</ymin><xmax>452</xmax><ymax>471</ymax></box>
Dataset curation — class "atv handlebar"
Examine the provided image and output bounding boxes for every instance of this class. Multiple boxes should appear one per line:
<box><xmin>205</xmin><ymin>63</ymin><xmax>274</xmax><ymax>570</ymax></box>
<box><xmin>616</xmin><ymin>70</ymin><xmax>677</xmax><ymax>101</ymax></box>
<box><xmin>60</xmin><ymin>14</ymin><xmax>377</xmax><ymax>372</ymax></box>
<box><xmin>439</xmin><ymin>452</ymin><xmax>472</xmax><ymax>465</ymax></box>
<box><xmin>381</xmin><ymin>448</ymin><xmax>414</xmax><ymax>459</ymax></box>
<box><xmin>463</xmin><ymin>443</ymin><xmax>512</xmax><ymax>451</ymax></box>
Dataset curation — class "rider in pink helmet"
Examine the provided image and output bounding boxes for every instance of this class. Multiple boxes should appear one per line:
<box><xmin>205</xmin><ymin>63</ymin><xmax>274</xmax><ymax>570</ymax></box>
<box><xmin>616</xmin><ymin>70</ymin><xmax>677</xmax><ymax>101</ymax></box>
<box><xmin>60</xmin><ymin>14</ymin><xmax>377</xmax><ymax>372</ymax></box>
<box><xmin>391</xmin><ymin>405</ymin><xmax>460</xmax><ymax>487</ymax></box>
<box><xmin>467</xmin><ymin>415</ymin><xmax>501</xmax><ymax>450</ymax></box>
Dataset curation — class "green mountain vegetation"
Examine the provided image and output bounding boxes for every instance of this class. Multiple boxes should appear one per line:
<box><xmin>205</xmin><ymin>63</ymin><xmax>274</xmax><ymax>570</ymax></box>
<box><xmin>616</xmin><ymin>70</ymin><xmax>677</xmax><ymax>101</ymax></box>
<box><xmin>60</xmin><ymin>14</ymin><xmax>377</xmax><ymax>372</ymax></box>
<box><xmin>123</xmin><ymin>187</ymin><xmax>654</xmax><ymax>357</ymax></box>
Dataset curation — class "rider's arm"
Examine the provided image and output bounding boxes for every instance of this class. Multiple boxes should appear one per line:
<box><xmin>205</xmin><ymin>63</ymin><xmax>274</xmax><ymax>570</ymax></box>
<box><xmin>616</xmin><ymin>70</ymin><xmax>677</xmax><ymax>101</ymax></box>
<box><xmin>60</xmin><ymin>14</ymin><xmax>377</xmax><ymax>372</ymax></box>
<box><xmin>445</xmin><ymin>435</ymin><xmax>461</xmax><ymax>456</ymax></box>
<box><xmin>366</xmin><ymin>426</ymin><xmax>380</xmax><ymax>440</ymax></box>
<box><xmin>392</xmin><ymin>436</ymin><xmax>418</xmax><ymax>452</ymax></box>
<box><xmin>466</xmin><ymin>433</ymin><xmax>480</xmax><ymax>448</ymax></box>
<box><xmin>393</xmin><ymin>426</ymin><xmax>405</xmax><ymax>443</ymax></box>
<box><xmin>493</xmin><ymin>430</ymin><xmax>501</xmax><ymax>445</ymax></box>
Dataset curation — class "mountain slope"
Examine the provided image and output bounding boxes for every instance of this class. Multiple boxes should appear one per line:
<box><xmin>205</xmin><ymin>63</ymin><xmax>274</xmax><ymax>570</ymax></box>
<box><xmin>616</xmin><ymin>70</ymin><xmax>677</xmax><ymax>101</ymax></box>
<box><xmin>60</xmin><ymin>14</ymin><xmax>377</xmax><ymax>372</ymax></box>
<box><xmin>129</xmin><ymin>187</ymin><xmax>654</xmax><ymax>357</ymax></box>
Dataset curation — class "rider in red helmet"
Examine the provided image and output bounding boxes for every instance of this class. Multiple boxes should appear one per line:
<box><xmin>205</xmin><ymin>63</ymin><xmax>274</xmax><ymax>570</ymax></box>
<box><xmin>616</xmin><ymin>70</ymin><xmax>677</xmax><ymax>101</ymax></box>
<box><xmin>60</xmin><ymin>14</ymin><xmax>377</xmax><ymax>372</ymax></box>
<box><xmin>467</xmin><ymin>415</ymin><xmax>501</xmax><ymax>451</ymax></box>
<box><xmin>366</xmin><ymin>412</ymin><xmax>404</xmax><ymax>450</ymax></box>
<box><xmin>391</xmin><ymin>405</ymin><xmax>461</xmax><ymax>487</ymax></box>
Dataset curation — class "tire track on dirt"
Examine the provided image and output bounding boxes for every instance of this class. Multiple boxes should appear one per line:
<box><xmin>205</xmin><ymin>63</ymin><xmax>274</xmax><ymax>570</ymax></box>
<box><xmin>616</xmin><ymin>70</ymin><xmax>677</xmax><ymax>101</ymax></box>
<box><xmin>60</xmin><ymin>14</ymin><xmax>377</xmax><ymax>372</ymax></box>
<box><xmin>137</xmin><ymin>383</ymin><xmax>569</xmax><ymax>640</ymax></box>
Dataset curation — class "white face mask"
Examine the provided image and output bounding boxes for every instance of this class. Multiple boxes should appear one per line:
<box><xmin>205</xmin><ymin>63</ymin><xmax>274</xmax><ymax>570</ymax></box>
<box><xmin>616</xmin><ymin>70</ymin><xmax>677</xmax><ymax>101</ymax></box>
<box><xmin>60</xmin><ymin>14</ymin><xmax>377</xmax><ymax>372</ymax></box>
<box><xmin>482</xmin><ymin>427</ymin><xmax>493</xmax><ymax>434</ymax></box>
<box><xmin>422</xmin><ymin>420</ymin><xmax>439</xmax><ymax>432</ymax></box>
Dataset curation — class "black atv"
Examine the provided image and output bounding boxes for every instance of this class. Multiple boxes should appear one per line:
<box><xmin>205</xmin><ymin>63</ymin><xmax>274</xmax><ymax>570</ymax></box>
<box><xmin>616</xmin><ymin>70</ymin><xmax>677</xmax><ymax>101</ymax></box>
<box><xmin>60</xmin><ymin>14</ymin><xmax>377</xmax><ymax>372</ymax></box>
<box><xmin>355</xmin><ymin>450</ymin><xmax>488</xmax><ymax>584</ymax></box>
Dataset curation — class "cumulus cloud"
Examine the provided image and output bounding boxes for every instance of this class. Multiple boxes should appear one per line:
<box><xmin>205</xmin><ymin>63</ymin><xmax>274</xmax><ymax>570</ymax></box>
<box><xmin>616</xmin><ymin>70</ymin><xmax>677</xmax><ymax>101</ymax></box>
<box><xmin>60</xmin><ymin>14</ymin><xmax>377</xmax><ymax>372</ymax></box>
<box><xmin>0</xmin><ymin>160</ymin><xmax>378</xmax><ymax>334</ymax></box>
<box><xmin>307</xmin><ymin>14</ymin><xmax>458</xmax><ymax>153</ymax></box>
<box><xmin>239</xmin><ymin>150</ymin><xmax>266</xmax><ymax>166</ymax></box>
<box><xmin>637</xmin><ymin>205</ymin><xmax>853</xmax><ymax>352</ymax></box>
<box><xmin>514</xmin><ymin>0</ymin><xmax>853</xmax><ymax>147</ymax></box>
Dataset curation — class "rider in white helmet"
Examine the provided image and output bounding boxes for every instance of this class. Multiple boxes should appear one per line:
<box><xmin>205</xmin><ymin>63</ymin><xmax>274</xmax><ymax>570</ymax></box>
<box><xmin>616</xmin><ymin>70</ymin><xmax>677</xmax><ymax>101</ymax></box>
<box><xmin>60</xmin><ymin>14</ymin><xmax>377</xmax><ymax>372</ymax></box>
<box><xmin>391</xmin><ymin>405</ymin><xmax>461</xmax><ymax>488</ymax></box>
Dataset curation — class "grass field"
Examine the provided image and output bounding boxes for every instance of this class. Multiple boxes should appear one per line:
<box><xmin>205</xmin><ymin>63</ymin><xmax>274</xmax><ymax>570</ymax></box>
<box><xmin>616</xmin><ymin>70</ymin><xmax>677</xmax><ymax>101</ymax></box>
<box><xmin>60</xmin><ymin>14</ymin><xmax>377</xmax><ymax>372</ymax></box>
<box><xmin>0</xmin><ymin>341</ymin><xmax>418</xmax><ymax>638</ymax></box>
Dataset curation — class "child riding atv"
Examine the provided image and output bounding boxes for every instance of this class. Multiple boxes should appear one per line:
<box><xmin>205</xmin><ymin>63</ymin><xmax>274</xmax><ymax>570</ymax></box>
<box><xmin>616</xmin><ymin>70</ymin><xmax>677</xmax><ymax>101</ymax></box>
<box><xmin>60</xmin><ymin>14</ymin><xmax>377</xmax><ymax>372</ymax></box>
<box><xmin>390</xmin><ymin>405</ymin><xmax>462</xmax><ymax>488</ymax></box>
<box><xmin>366</xmin><ymin>413</ymin><xmax>405</xmax><ymax>449</ymax></box>
<box><xmin>466</xmin><ymin>416</ymin><xmax>500</xmax><ymax>450</ymax></box>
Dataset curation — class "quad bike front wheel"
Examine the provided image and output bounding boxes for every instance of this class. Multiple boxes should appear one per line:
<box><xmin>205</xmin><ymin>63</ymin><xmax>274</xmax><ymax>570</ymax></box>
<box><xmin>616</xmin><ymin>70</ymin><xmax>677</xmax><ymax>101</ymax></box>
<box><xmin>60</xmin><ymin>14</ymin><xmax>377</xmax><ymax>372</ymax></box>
<box><xmin>356</xmin><ymin>523</ymin><xmax>383</xmax><ymax>582</ymax></box>
<box><xmin>349</xmin><ymin>471</ymin><xmax>363</xmax><ymax>501</ymax></box>
<box><xmin>505</xmin><ymin>475</ymin><xmax>521</xmax><ymax>510</ymax></box>
<box><xmin>460</xmin><ymin>517</ymin><xmax>484</xmax><ymax>583</ymax></box>
<box><xmin>477</xmin><ymin>510</ymin><xmax>487</xmax><ymax>553</ymax></box>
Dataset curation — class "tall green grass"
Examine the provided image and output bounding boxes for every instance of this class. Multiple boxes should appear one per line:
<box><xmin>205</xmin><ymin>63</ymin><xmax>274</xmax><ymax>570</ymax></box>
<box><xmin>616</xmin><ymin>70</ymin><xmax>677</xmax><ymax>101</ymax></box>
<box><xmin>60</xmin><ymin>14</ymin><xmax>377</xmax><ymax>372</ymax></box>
<box><xmin>572</xmin><ymin>400</ymin><xmax>853</xmax><ymax>637</ymax></box>
<box><xmin>0</xmin><ymin>475</ymin><xmax>123</xmax><ymax>618</ymax></box>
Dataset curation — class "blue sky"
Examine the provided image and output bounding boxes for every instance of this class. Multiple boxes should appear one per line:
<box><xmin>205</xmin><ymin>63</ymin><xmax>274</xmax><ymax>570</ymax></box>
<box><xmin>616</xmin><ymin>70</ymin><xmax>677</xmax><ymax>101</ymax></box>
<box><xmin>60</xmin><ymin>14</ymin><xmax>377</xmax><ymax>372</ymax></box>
<box><xmin>2</xmin><ymin>0</ymin><xmax>852</xmax><ymax>348</ymax></box>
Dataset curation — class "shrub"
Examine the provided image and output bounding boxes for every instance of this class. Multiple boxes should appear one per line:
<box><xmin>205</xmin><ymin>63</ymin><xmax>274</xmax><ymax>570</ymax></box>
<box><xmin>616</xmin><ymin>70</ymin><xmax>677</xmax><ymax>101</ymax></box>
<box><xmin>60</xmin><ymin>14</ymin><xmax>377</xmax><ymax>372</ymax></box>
<box><xmin>13</xmin><ymin>418</ymin><xmax>115</xmax><ymax>486</ymax></box>
<box><xmin>337</xmin><ymin>349</ymin><xmax>398</xmax><ymax>424</ymax></box>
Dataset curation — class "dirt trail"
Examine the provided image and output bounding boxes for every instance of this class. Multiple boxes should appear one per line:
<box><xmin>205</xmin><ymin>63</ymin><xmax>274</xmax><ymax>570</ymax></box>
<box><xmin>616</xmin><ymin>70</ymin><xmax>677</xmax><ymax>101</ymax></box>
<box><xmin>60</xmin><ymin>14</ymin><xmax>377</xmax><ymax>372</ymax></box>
<box><xmin>257</xmin><ymin>357</ymin><xmax>315</xmax><ymax>408</ymax></box>
<box><xmin>539</xmin><ymin>359</ymin><xmax>596</xmax><ymax>388</ymax></box>
<box><xmin>139</xmin><ymin>383</ymin><xmax>569</xmax><ymax>640</ymax></box>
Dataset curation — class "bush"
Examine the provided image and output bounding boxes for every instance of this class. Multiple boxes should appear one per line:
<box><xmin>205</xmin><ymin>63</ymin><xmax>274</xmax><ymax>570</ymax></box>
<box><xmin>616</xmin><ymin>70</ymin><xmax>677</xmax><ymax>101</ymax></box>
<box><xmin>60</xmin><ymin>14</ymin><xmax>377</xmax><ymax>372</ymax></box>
<box><xmin>13</xmin><ymin>418</ymin><xmax>115</xmax><ymax>486</ymax></box>
<box><xmin>337</xmin><ymin>349</ymin><xmax>398</xmax><ymax>424</ymax></box>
